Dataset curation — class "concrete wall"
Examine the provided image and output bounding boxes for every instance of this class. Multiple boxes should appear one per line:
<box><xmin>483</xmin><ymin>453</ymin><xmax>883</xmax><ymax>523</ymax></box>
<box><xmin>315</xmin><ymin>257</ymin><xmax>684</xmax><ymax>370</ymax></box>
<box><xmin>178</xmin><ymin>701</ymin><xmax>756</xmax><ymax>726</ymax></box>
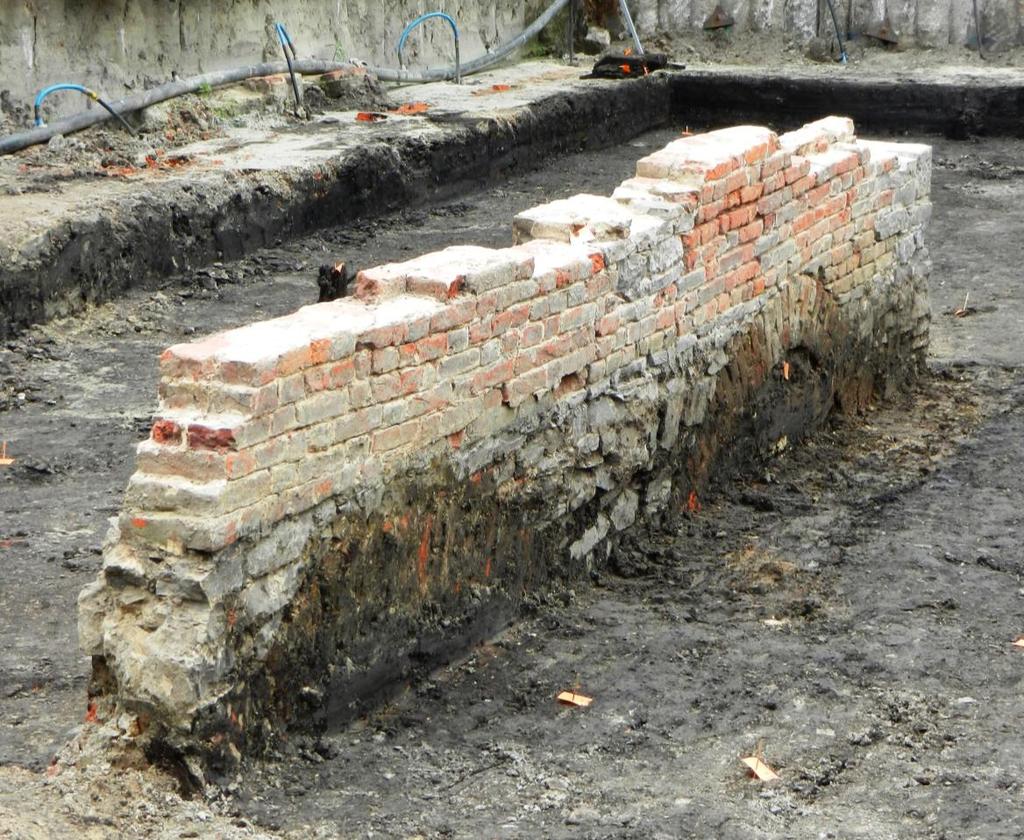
<box><xmin>79</xmin><ymin>117</ymin><xmax>931</xmax><ymax>772</ymax></box>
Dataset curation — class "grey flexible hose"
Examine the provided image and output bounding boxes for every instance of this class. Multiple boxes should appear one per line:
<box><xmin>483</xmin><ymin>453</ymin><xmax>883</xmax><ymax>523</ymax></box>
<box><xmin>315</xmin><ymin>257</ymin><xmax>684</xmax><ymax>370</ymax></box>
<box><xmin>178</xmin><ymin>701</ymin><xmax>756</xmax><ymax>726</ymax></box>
<box><xmin>0</xmin><ymin>0</ymin><xmax>570</xmax><ymax>156</ymax></box>
<box><xmin>376</xmin><ymin>0</ymin><xmax>569</xmax><ymax>82</ymax></box>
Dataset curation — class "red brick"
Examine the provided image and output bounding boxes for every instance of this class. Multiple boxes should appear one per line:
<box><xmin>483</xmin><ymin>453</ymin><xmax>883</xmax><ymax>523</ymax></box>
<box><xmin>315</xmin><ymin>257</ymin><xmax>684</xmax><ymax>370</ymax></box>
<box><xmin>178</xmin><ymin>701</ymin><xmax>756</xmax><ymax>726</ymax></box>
<box><xmin>705</xmin><ymin>159</ymin><xmax>737</xmax><ymax>180</ymax></box>
<box><xmin>469</xmin><ymin>320</ymin><xmax>493</xmax><ymax>345</ymax></box>
<box><xmin>783</xmin><ymin>165</ymin><xmax>805</xmax><ymax>185</ymax></box>
<box><xmin>471</xmin><ymin>359</ymin><xmax>515</xmax><ymax>394</ymax></box>
<box><xmin>807</xmin><ymin>184</ymin><xmax>830</xmax><ymax>204</ymax></box>
<box><xmin>371</xmin><ymin>419</ymin><xmax>421</xmax><ymax>453</ymax></box>
<box><xmin>430</xmin><ymin>298</ymin><xmax>478</xmax><ymax>332</ymax></box>
<box><xmin>792</xmin><ymin>175</ymin><xmax>815</xmax><ymax>196</ymax></box>
<box><xmin>744</xmin><ymin>143</ymin><xmax>768</xmax><ymax>164</ymax></box>
<box><xmin>740</xmin><ymin>183</ymin><xmax>764</xmax><ymax>203</ymax></box>
<box><xmin>188</xmin><ymin>424</ymin><xmax>236</xmax><ymax>452</ymax></box>
<box><xmin>310</xmin><ymin>339</ymin><xmax>331</xmax><ymax>365</ymax></box>
<box><xmin>792</xmin><ymin>210</ymin><xmax>816</xmax><ymax>235</ymax></box>
<box><xmin>762</xmin><ymin>172</ymin><xmax>785</xmax><ymax>194</ymax></box>
<box><xmin>587</xmin><ymin>272</ymin><xmax>613</xmax><ymax>300</ymax></box>
<box><xmin>415</xmin><ymin>333</ymin><xmax>448</xmax><ymax>361</ymax></box>
<box><xmin>151</xmin><ymin>419</ymin><xmax>182</xmax><ymax>445</ymax></box>
<box><xmin>698</xmin><ymin>199</ymin><xmax>726</xmax><ymax>223</ymax></box>
<box><xmin>520</xmin><ymin>321</ymin><xmax>544</xmax><ymax>348</ymax></box>
<box><xmin>358</xmin><ymin>323</ymin><xmax>408</xmax><ymax>349</ymax></box>
<box><xmin>721</xmin><ymin>261</ymin><xmax>760</xmax><ymax>292</ymax></box>
<box><xmin>596</xmin><ymin>314</ymin><xmax>620</xmax><ymax>337</ymax></box>
<box><xmin>724</xmin><ymin>171</ymin><xmax>747</xmax><ymax>195</ymax></box>
<box><xmin>492</xmin><ymin>304</ymin><xmax>531</xmax><ymax>336</ymax></box>
<box><xmin>406</xmin><ymin>274</ymin><xmax>465</xmax><ymax>300</ymax></box>
<box><xmin>737</xmin><ymin>219</ymin><xmax>764</xmax><ymax>244</ymax></box>
<box><xmin>726</xmin><ymin>205</ymin><xmax>757</xmax><ymax>231</ymax></box>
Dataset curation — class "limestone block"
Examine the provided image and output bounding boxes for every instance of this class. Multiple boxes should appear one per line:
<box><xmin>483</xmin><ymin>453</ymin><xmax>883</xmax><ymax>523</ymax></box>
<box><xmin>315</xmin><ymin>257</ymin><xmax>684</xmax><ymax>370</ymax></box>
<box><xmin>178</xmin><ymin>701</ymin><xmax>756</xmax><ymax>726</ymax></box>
<box><xmin>783</xmin><ymin>0</ymin><xmax>817</xmax><ymax>42</ymax></box>
<box><xmin>636</xmin><ymin>126</ymin><xmax>779</xmax><ymax>183</ymax></box>
<box><xmin>512</xmin><ymin>194</ymin><xmax>636</xmax><ymax>244</ymax></box>
<box><xmin>510</xmin><ymin>239</ymin><xmax>596</xmax><ymax>286</ymax></box>
<box><xmin>356</xmin><ymin>245</ymin><xmax>535</xmax><ymax>301</ymax></box>
<box><xmin>610</xmin><ymin>489</ymin><xmax>640</xmax><ymax>531</ymax></box>
<box><xmin>612</xmin><ymin>177</ymin><xmax>699</xmax><ymax>227</ymax></box>
<box><xmin>779</xmin><ymin>116</ymin><xmax>855</xmax><ymax>157</ymax></box>
<box><xmin>569</xmin><ymin>514</ymin><xmax>610</xmax><ymax>560</ymax></box>
<box><xmin>124</xmin><ymin>472</ymin><xmax>271</xmax><ymax>517</ymax></box>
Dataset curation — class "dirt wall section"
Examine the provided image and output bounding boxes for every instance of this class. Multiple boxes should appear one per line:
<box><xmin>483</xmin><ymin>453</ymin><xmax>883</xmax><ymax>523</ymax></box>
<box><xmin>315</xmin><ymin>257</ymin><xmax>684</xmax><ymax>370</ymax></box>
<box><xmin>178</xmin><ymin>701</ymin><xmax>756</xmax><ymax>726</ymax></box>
<box><xmin>625</xmin><ymin>0</ymin><xmax>1020</xmax><ymax>48</ymax></box>
<box><xmin>3</xmin><ymin>0</ymin><xmax>1021</xmax><ymax>126</ymax></box>
<box><xmin>0</xmin><ymin>0</ymin><xmax>549</xmax><ymax>123</ymax></box>
<box><xmin>78</xmin><ymin>117</ymin><xmax>931</xmax><ymax>776</ymax></box>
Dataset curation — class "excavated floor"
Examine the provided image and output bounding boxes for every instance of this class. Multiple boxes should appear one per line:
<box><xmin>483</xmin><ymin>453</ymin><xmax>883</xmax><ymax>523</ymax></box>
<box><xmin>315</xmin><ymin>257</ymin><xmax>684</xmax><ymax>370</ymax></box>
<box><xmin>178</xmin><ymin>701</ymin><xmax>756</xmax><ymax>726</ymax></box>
<box><xmin>2</xmin><ymin>125</ymin><xmax>1024</xmax><ymax>836</ymax></box>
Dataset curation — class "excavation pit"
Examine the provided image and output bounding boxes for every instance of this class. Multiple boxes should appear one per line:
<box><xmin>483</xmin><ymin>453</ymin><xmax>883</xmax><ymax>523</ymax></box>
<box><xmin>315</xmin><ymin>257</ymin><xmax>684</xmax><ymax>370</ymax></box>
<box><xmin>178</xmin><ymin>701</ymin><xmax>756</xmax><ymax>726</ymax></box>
<box><xmin>68</xmin><ymin>111</ymin><xmax>932</xmax><ymax>776</ymax></box>
<box><xmin>2</xmin><ymin>58</ymin><xmax>1024</xmax><ymax>837</ymax></box>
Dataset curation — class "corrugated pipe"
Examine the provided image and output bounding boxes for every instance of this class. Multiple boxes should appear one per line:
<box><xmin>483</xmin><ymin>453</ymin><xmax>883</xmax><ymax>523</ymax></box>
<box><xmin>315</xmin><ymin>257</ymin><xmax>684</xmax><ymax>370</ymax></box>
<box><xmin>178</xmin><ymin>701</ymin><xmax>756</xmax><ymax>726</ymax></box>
<box><xmin>0</xmin><ymin>0</ymin><xmax>569</xmax><ymax>156</ymax></box>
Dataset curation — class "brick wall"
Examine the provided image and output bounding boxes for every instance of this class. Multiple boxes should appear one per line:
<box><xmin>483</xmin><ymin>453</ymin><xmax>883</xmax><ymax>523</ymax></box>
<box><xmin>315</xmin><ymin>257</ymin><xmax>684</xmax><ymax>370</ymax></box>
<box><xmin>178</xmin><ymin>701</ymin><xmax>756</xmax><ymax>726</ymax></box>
<box><xmin>79</xmin><ymin>117</ymin><xmax>931</xmax><ymax>761</ymax></box>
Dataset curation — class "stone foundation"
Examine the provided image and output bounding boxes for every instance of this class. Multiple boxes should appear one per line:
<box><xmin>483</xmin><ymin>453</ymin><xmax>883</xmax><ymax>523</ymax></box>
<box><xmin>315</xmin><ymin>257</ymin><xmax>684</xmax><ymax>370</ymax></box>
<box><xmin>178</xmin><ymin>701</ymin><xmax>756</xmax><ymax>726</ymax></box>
<box><xmin>79</xmin><ymin>117</ymin><xmax>931</xmax><ymax>775</ymax></box>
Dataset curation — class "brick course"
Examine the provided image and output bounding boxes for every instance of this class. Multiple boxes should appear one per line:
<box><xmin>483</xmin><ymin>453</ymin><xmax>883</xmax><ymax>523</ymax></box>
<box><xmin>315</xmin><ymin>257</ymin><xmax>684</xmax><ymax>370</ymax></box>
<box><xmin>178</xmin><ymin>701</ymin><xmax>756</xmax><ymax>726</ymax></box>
<box><xmin>126</xmin><ymin>118</ymin><xmax>931</xmax><ymax>556</ymax></box>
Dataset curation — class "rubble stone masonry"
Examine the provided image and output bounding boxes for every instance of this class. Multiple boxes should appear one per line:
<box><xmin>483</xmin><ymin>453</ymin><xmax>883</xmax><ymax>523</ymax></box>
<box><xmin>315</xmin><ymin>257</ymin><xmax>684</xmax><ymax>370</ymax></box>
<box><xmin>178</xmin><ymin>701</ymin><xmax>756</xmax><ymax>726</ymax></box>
<box><xmin>79</xmin><ymin>117</ymin><xmax>932</xmax><ymax>771</ymax></box>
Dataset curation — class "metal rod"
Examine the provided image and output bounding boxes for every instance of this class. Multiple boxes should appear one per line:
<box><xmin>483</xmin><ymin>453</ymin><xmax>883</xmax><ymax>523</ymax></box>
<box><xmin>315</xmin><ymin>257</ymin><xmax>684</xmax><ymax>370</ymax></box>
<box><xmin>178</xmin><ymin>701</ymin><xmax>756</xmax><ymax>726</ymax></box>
<box><xmin>567</xmin><ymin>0</ymin><xmax>576</xmax><ymax>65</ymax></box>
<box><xmin>823</xmin><ymin>0</ymin><xmax>848</xmax><ymax>63</ymax></box>
<box><xmin>276</xmin><ymin>23</ymin><xmax>303</xmax><ymax>115</ymax></box>
<box><xmin>972</xmin><ymin>0</ymin><xmax>986</xmax><ymax>59</ymax></box>
<box><xmin>618</xmin><ymin>0</ymin><xmax>644</xmax><ymax>55</ymax></box>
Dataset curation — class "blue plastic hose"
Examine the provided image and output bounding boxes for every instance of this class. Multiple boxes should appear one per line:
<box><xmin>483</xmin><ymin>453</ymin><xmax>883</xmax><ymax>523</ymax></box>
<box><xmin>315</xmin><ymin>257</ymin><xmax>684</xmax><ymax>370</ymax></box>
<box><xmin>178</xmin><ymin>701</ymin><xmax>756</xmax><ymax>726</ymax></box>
<box><xmin>2</xmin><ymin>0</ymin><xmax>570</xmax><ymax>154</ymax></box>
<box><xmin>275</xmin><ymin>22</ymin><xmax>304</xmax><ymax>114</ymax></box>
<box><xmin>34</xmin><ymin>83</ymin><xmax>93</xmax><ymax>126</ymax></box>
<box><xmin>398</xmin><ymin>12</ymin><xmax>460</xmax><ymax>84</ymax></box>
<box><xmin>823</xmin><ymin>0</ymin><xmax>848</xmax><ymax>64</ymax></box>
<box><xmin>275</xmin><ymin>23</ymin><xmax>296</xmax><ymax>55</ymax></box>
<box><xmin>33</xmin><ymin>82</ymin><xmax>136</xmax><ymax>134</ymax></box>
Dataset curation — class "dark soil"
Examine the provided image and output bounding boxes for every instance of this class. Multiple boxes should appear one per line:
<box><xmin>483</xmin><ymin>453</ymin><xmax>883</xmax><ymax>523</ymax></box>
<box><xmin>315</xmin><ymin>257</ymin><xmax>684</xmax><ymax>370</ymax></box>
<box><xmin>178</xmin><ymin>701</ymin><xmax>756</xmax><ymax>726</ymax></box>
<box><xmin>2</xmin><ymin>128</ymin><xmax>1023</xmax><ymax>838</ymax></box>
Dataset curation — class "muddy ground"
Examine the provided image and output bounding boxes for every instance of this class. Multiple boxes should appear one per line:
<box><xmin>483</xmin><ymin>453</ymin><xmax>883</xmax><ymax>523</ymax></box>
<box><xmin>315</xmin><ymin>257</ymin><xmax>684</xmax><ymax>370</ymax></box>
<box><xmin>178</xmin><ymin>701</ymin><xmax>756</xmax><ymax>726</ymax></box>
<box><xmin>2</xmin><ymin>125</ymin><xmax>1024</xmax><ymax>837</ymax></box>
